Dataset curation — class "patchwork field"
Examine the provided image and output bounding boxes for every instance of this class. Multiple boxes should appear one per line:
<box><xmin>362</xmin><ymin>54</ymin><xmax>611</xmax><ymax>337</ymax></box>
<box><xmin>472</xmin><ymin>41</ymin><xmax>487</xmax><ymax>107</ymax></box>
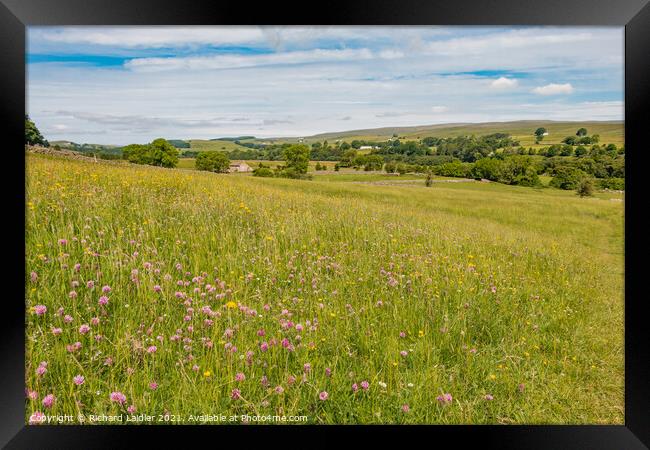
<box><xmin>26</xmin><ymin>153</ymin><xmax>623</xmax><ymax>424</ymax></box>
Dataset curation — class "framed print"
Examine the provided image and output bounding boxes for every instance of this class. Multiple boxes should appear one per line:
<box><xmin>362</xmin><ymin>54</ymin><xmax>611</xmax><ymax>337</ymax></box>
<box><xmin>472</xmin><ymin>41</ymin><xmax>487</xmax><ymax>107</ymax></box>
<box><xmin>2</xmin><ymin>0</ymin><xmax>649</xmax><ymax>447</ymax></box>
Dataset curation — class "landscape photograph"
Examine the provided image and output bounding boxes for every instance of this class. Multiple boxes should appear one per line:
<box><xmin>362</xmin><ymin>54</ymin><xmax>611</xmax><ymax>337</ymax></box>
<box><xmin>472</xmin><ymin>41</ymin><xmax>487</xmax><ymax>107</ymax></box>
<box><xmin>25</xmin><ymin>26</ymin><xmax>624</xmax><ymax>425</ymax></box>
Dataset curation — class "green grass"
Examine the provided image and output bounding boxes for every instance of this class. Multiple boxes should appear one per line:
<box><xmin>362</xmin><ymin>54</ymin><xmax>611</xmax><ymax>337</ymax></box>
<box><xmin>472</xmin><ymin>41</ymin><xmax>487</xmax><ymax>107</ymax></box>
<box><xmin>25</xmin><ymin>153</ymin><xmax>623</xmax><ymax>425</ymax></box>
<box><xmin>257</xmin><ymin>121</ymin><xmax>624</xmax><ymax>148</ymax></box>
<box><xmin>188</xmin><ymin>140</ymin><xmax>252</xmax><ymax>153</ymax></box>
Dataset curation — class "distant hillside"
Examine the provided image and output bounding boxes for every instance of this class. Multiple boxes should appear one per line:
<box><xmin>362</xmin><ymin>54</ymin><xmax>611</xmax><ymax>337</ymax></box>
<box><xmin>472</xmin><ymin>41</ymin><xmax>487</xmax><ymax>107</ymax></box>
<box><xmin>50</xmin><ymin>141</ymin><xmax>123</xmax><ymax>155</ymax></box>
<box><xmin>187</xmin><ymin>139</ymin><xmax>252</xmax><ymax>152</ymax></box>
<box><xmin>259</xmin><ymin>120</ymin><xmax>624</xmax><ymax>147</ymax></box>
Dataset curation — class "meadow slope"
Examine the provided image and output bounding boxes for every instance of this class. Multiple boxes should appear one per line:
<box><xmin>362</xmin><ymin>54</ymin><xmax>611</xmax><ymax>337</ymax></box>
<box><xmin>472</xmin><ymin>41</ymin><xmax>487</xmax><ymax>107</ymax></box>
<box><xmin>25</xmin><ymin>153</ymin><xmax>623</xmax><ymax>424</ymax></box>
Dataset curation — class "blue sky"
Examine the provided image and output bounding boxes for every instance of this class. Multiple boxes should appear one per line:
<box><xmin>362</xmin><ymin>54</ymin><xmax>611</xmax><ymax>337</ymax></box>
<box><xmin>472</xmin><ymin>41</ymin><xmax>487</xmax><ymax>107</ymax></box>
<box><xmin>27</xmin><ymin>26</ymin><xmax>624</xmax><ymax>145</ymax></box>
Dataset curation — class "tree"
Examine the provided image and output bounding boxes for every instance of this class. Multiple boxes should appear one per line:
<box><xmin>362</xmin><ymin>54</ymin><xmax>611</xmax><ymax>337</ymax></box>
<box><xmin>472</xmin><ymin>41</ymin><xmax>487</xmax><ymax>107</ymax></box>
<box><xmin>362</xmin><ymin>155</ymin><xmax>384</xmax><ymax>171</ymax></box>
<box><xmin>25</xmin><ymin>115</ymin><xmax>49</xmax><ymax>147</ymax></box>
<box><xmin>195</xmin><ymin>151</ymin><xmax>230</xmax><ymax>172</ymax></box>
<box><xmin>550</xmin><ymin>167</ymin><xmax>587</xmax><ymax>190</ymax></box>
<box><xmin>576</xmin><ymin>128</ymin><xmax>588</xmax><ymax>137</ymax></box>
<box><xmin>534</xmin><ymin>127</ymin><xmax>547</xmax><ymax>143</ymax></box>
<box><xmin>283</xmin><ymin>144</ymin><xmax>310</xmax><ymax>174</ymax></box>
<box><xmin>122</xmin><ymin>138</ymin><xmax>179</xmax><ymax>168</ymax></box>
<box><xmin>562</xmin><ymin>136</ymin><xmax>577</xmax><ymax>146</ymax></box>
<box><xmin>576</xmin><ymin>178</ymin><xmax>594</xmax><ymax>197</ymax></box>
<box><xmin>149</xmin><ymin>138</ymin><xmax>180</xmax><ymax>168</ymax></box>
<box><xmin>574</xmin><ymin>145</ymin><xmax>588</xmax><ymax>157</ymax></box>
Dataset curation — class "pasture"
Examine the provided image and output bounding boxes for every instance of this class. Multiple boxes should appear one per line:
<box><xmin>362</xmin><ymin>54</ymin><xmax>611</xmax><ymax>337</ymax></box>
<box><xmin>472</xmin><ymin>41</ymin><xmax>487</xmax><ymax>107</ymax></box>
<box><xmin>25</xmin><ymin>153</ymin><xmax>623</xmax><ymax>424</ymax></box>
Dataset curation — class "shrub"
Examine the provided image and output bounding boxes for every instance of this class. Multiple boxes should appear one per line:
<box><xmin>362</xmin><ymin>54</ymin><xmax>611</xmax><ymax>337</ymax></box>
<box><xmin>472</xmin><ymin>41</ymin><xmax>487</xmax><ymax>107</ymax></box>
<box><xmin>599</xmin><ymin>177</ymin><xmax>625</xmax><ymax>190</ymax></box>
<box><xmin>576</xmin><ymin>178</ymin><xmax>595</xmax><ymax>197</ymax></box>
<box><xmin>425</xmin><ymin>172</ymin><xmax>433</xmax><ymax>187</ymax></box>
<box><xmin>252</xmin><ymin>167</ymin><xmax>275</xmax><ymax>178</ymax></box>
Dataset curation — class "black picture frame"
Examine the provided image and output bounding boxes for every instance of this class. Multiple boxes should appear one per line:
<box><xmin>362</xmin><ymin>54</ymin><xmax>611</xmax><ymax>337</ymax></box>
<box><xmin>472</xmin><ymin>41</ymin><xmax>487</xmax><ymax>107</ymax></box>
<box><xmin>2</xmin><ymin>0</ymin><xmax>648</xmax><ymax>448</ymax></box>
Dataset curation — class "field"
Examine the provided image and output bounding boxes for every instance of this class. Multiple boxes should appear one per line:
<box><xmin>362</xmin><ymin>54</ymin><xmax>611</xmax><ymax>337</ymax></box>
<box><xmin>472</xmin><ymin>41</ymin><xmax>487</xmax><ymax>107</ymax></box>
<box><xmin>25</xmin><ymin>153</ymin><xmax>624</xmax><ymax>424</ymax></box>
<box><xmin>187</xmin><ymin>140</ymin><xmax>252</xmax><ymax>153</ymax></box>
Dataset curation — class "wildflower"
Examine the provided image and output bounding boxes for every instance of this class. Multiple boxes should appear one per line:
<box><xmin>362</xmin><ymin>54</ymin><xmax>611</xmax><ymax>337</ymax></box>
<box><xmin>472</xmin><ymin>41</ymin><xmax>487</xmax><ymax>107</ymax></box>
<box><xmin>102</xmin><ymin>285</ymin><xmax>112</xmax><ymax>293</ymax></box>
<box><xmin>319</xmin><ymin>391</ymin><xmax>329</xmax><ymax>401</ymax></box>
<box><xmin>127</xmin><ymin>405</ymin><xmax>136</xmax><ymax>414</ymax></box>
<box><xmin>98</xmin><ymin>296</ymin><xmax>109</xmax><ymax>306</ymax></box>
<box><xmin>399</xmin><ymin>331</ymin><xmax>406</xmax><ymax>338</ymax></box>
<box><xmin>33</xmin><ymin>305</ymin><xmax>47</xmax><ymax>316</ymax></box>
<box><xmin>436</xmin><ymin>393</ymin><xmax>453</xmax><ymax>405</ymax></box>
<box><xmin>325</xmin><ymin>367</ymin><xmax>332</xmax><ymax>377</ymax></box>
<box><xmin>109</xmin><ymin>391</ymin><xmax>127</xmax><ymax>404</ymax></box>
<box><xmin>260</xmin><ymin>342</ymin><xmax>269</xmax><ymax>352</ymax></box>
<box><xmin>87</xmin><ymin>280</ymin><xmax>94</xmax><ymax>289</ymax></box>
<box><xmin>518</xmin><ymin>383</ymin><xmax>525</xmax><ymax>393</ymax></box>
<box><xmin>225</xmin><ymin>301</ymin><xmax>237</xmax><ymax>309</ymax></box>
<box><xmin>275</xmin><ymin>385</ymin><xmax>284</xmax><ymax>394</ymax></box>
<box><xmin>352</xmin><ymin>383</ymin><xmax>359</xmax><ymax>392</ymax></box>
<box><xmin>58</xmin><ymin>239</ymin><xmax>67</xmax><ymax>246</ymax></box>
<box><xmin>400</xmin><ymin>350</ymin><xmax>408</xmax><ymax>357</ymax></box>
<box><xmin>402</xmin><ymin>404</ymin><xmax>410</xmax><ymax>413</ymax></box>
<box><xmin>287</xmin><ymin>375</ymin><xmax>296</xmax><ymax>385</ymax></box>
<box><xmin>73</xmin><ymin>375</ymin><xmax>85</xmax><ymax>386</ymax></box>
<box><xmin>27</xmin><ymin>390</ymin><xmax>38</xmax><ymax>400</ymax></box>
<box><xmin>149</xmin><ymin>382</ymin><xmax>158</xmax><ymax>390</ymax></box>
<box><xmin>153</xmin><ymin>285</ymin><xmax>162</xmax><ymax>293</ymax></box>
<box><xmin>484</xmin><ymin>394</ymin><xmax>494</xmax><ymax>401</ymax></box>
<box><xmin>29</xmin><ymin>411</ymin><xmax>45</xmax><ymax>424</ymax></box>
<box><xmin>51</xmin><ymin>327</ymin><xmax>62</xmax><ymax>336</ymax></box>
<box><xmin>303</xmin><ymin>363</ymin><xmax>311</xmax><ymax>373</ymax></box>
<box><xmin>30</xmin><ymin>272</ymin><xmax>38</xmax><ymax>282</ymax></box>
<box><xmin>79</xmin><ymin>324</ymin><xmax>90</xmax><ymax>335</ymax></box>
<box><xmin>378</xmin><ymin>381</ymin><xmax>387</xmax><ymax>389</ymax></box>
<box><xmin>147</xmin><ymin>346</ymin><xmax>157</xmax><ymax>354</ymax></box>
<box><xmin>42</xmin><ymin>394</ymin><xmax>55</xmax><ymax>408</ymax></box>
<box><xmin>231</xmin><ymin>388</ymin><xmax>242</xmax><ymax>400</ymax></box>
<box><xmin>235</xmin><ymin>372</ymin><xmax>246</xmax><ymax>382</ymax></box>
<box><xmin>91</xmin><ymin>317</ymin><xmax>100</xmax><ymax>326</ymax></box>
<box><xmin>204</xmin><ymin>370</ymin><xmax>211</xmax><ymax>377</ymax></box>
<box><xmin>64</xmin><ymin>315</ymin><xmax>73</xmax><ymax>323</ymax></box>
<box><xmin>35</xmin><ymin>365</ymin><xmax>47</xmax><ymax>377</ymax></box>
<box><xmin>361</xmin><ymin>380</ymin><xmax>370</xmax><ymax>391</ymax></box>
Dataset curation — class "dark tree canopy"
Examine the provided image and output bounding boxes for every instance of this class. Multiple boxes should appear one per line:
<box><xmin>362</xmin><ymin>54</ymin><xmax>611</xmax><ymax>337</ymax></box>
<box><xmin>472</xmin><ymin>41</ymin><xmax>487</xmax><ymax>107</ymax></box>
<box><xmin>122</xmin><ymin>138</ymin><xmax>179</xmax><ymax>168</ymax></box>
<box><xmin>25</xmin><ymin>115</ymin><xmax>49</xmax><ymax>147</ymax></box>
<box><xmin>195</xmin><ymin>151</ymin><xmax>230</xmax><ymax>173</ymax></box>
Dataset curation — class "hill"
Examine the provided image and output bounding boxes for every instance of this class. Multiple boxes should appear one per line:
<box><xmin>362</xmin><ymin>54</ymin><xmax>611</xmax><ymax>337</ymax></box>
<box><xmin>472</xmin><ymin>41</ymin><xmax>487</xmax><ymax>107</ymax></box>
<box><xmin>257</xmin><ymin>120</ymin><xmax>624</xmax><ymax>147</ymax></box>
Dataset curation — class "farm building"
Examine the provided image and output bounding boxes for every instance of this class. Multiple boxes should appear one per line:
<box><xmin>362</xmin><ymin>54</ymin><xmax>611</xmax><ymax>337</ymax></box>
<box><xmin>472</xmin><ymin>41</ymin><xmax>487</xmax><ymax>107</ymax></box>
<box><xmin>229</xmin><ymin>162</ymin><xmax>252</xmax><ymax>173</ymax></box>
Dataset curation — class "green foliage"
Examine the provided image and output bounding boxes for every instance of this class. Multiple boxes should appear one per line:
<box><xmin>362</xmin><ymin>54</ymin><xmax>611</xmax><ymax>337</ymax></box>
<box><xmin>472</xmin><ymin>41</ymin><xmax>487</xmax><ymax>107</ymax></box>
<box><xmin>283</xmin><ymin>144</ymin><xmax>311</xmax><ymax>174</ymax></box>
<box><xmin>576</xmin><ymin>128</ymin><xmax>588</xmax><ymax>137</ymax></box>
<box><xmin>599</xmin><ymin>177</ymin><xmax>625</xmax><ymax>190</ymax></box>
<box><xmin>576</xmin><ymin>178</ymin><xmax>595</xmax><ymax>197</ymax></box>
<box><xmin>25</xmin><ymin>115</ymin><xmax>49</xmax><ymax>147</ymax></box>
<box><xmin>122</xmin><ymin>138</ymin><xmax>179</xmax><ymax>168</ymax></box>
<box><xmin>252</xmin><ymin>167</ymin><xmax>275</xmax><ymax>178</ymax></box>
<box><xmin>195</xmin><ymin>151</ymin><xmax>230</xmax><ymax>173</ymax></box>
<box><xmin>550</xmin><ymin>166</ymin><xmax>587</xmax><ymax>190</ymax></box>
<box><xmin>534</xmin><ymin>127</ymin><xmax>547</xmax><ymax>137</ymax></box>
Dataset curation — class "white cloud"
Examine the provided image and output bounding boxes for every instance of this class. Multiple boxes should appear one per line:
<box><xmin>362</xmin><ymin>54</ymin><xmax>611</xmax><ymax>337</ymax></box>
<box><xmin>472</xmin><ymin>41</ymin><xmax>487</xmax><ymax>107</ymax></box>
<box><xmin>431</xmin><ymin>106</ymin><xmax>449</xmax><ymax>113</ymax></box>
<box><xmin>490</xmin><ymin>77</ymin><xmax>519</xmax><ymax>89</ymax></box>
<box><xmin>532</xmin><ymin>83</ymin><xmax>574</xmax><ymax>95</ymax></box>
<box><xmin>125</xmin><ymin>48</ymin><xmax>375</xmax><ymax>72</ymax></box>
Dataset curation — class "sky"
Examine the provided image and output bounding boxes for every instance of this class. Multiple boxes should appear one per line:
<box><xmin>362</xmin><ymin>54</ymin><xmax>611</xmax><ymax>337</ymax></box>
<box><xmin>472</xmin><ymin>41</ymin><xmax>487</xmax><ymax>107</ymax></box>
<box><xmin>27</xmin><ymin>26</ymin><xmax>624</xmax><ymax>145</ymax></box>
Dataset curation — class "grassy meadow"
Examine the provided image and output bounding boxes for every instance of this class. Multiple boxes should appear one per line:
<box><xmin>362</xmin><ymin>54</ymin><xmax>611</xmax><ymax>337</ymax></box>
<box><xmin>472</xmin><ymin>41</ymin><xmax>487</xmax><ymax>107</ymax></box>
<box><xmin>26</xmin><ymin>152</ymin><xmax>623</xmax><ymax>424</ymax></box>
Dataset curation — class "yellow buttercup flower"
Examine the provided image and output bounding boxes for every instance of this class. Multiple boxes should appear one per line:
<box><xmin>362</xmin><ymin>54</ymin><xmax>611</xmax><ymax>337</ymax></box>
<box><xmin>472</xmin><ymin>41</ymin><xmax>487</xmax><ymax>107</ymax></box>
<box><xmin>204</xmin><ymin>370</ymin><xmax>211</xmax><ymax>377</ymax></box>
<box><xmin>225</xmin><ymin>301</ymin><xmax>237</xmax><ymax>309</ymax></box>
